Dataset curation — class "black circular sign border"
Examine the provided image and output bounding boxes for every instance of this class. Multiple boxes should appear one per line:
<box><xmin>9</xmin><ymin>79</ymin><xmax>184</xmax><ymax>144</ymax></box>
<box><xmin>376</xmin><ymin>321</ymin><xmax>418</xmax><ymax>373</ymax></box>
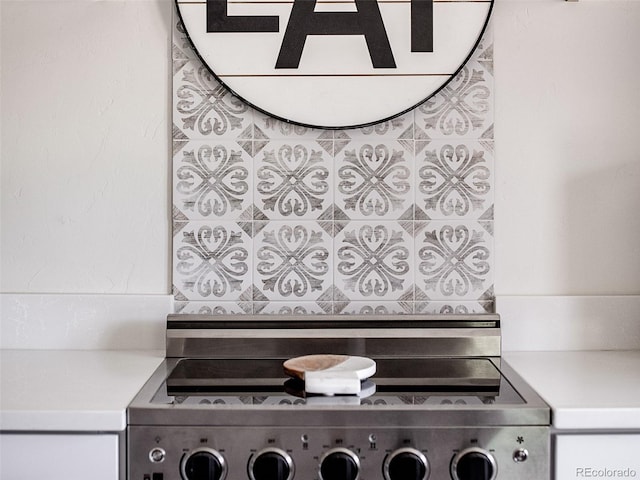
<box><xmin>174</xmin><ymin>0</ymin><xmax>495</xmax><ymax>130</ymax></box>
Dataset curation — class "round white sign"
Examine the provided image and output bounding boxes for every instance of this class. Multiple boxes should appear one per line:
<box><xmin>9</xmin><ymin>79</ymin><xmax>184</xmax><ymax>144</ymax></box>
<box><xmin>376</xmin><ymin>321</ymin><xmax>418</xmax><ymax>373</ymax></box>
<box><xmin>176</xmin><ymin>0</ymin><xmax>493</xmax><ymax>129</ymax></box>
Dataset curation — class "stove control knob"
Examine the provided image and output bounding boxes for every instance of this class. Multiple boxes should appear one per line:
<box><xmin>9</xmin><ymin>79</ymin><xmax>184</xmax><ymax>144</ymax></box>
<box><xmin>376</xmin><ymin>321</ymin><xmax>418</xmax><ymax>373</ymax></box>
<box><xmin>450</xmin><ymin>448</ymin><xmax>497</xmax><ymax>480</ymax></box>
<box><xmin>181</xmin><ymin>448</ymin><xmax>227</xmax><ymax>480</ymax></box>
<box><xmin>249</xmin><ymin>448</ymin><xmax>294</xmax><ymax>480</ymax></box>
<box><xmin>383</xmin><ymin>448</ymin><xmax>430</xmax><ymax>480</ymax></box>
<box><xmin>320</xmin><ymin>448</ymin><xmax>360</xmax><ymax>480</ymax></box>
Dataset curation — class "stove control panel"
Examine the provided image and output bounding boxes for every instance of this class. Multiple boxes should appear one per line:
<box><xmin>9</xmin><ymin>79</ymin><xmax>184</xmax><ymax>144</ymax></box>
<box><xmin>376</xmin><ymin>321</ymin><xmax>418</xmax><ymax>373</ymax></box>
<box><xmin>129</xmin><ymin>426</ymin><xmax>548</xmax><ymax>480</ymax></box>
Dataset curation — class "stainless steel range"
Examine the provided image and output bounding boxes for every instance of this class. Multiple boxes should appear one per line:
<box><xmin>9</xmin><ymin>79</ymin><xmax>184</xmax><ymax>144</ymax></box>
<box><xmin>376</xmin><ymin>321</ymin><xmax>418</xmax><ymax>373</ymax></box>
<box><xmin>128</xmin><ymin>314</ymin><xmax>550</xmax><ymax>480</ymax></box>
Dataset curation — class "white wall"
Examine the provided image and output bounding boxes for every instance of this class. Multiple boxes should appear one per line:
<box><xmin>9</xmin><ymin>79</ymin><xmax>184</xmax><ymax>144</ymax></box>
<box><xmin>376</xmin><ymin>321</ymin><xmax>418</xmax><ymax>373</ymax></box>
<box><xmin>0</xmin><ymin>0</ymin><xmax>172</xmax><ymax>295</ymax></box>
<box><xmin>1</xmin><ymin>0</ymin><xmax>639</xmax><ymax>297</ymax></box>
<box><xmin>493</xmin><ymin>0</ymin><xmax>640</xmax><ymax>296</ymax></box>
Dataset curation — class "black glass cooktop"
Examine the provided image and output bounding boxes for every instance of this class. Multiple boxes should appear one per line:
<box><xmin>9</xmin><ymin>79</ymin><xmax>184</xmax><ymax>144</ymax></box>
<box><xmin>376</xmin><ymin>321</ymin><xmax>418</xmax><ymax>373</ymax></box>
<box><xmin>151</xmin><ymin>357</ymin><xmax>525</xmax><ymax>407</ymax></box>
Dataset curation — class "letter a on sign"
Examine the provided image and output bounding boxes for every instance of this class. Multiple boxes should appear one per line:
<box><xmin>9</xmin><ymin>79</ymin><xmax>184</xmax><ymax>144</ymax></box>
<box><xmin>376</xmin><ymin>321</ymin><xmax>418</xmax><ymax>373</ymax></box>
<box><xmin>176</xmin><ymin>0</ymin><xmax>493</xmax><ymax>128</ymax></box>
<box><xmin>275</xmin><ymin>0</ymin><xmax>396</xmax><ymax>69</ymax></box>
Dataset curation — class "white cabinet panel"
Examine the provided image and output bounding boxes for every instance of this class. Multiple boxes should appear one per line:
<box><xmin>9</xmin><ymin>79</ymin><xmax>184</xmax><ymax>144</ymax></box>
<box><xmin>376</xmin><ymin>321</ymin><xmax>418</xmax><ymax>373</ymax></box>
<box><xmin>555</xmin><ymin>434</ymin><xmax>640</xmax><ymax>480</ymax></box>
<box><xmin>0</xmin><ymin>434</ymin><xmax>118</xmax><ymax>480</ymax></box>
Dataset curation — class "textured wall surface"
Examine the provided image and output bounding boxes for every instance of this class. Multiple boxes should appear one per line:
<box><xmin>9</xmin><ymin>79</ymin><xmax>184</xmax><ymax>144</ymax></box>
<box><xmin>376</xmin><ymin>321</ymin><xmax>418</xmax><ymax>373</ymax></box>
<box><xmin>493</xmin><ymin>1</ymin><xmax>640</xmax><ymax>296</ymax></box>
<box><xmin>171</xmin><ymin>16</ymin><xmax>495</xmax><ymax>315</ymax></box>
<box><xmin>0</xmin><ymin>0</ymin><xmax>171</xmax><ymax>295</ymax></box>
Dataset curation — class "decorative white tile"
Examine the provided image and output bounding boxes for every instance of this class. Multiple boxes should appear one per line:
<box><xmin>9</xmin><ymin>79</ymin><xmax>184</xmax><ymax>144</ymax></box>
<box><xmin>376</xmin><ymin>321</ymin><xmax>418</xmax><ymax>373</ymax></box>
<box><xmin>415</xmin><ymin>221</ymin><xmax>493</xmax><ymax>301</ymax></box>
<box><xmin>341</xmin><ymin>111</ymin><xmax>415</xmax><ymax>141</ymax></box>
<box><xmin>174</xmin><ymin>301</ymin><xmax>249</xmax><ymax>315</ymax></box>
<box><xmin>173</xmin><ymin>141</ymin><xmax>253</xmax><ymax>220</ymax></box>
<box><xmin>339</xmin><ymin>301</ymin><xmax>413</xmax><ymax>315</ymax></box>
<box><xmin>335</xmin><ymin>140</ymin><xmax>415</xmax><ymax>220</ymax></box>
<box><xmin>257</xmin><ymin>302</ymin><xmax>327</xmax><ymax>315</ymax></box>
<box><xmin>414</xmin><ymin>301</ymin><xmax>493</xmax><ymax>314</ymax></box>
<box><xmin>254</xmin><ymin>221</ymin><xmax>333</xmax><ymax>301</ymax></box>
<box><xmin>173</xmin><ymin>18</ymin><xmax>197</xmax><ymax>74</ymax></box>
<box><xmin>170</xmin><ymin>7</ymin><xmax>497</xmax><ymax>312</ymax></box>
<box><xmin>253</xmin><ymin>110</ymin><xmax>329</xmax><ymax>141</ymax></box>
<box><xmin>173</xmin><ymin>57</ymin><xmax>253</xmax><ymax>140</ymax></box>
<box><xmin>417</xmin><ymin>20</ymin><xmax>493</xmax><ymax>141</ymax></box>
<box><xmin>475</xmin><ymin>22</ymin><xmax>494</xmax><ymax>77</ymax></box>
<box><xmin>416</xmin><ymin>139</ymin><xmax>493</xmax><ymax>219</ymax></box>
<box><xmin>255</xmin><ymin>141</ymin><xmax>334</xmax><ymax>220</ymax></box>
<box><xmin>415</xmin><ymin>59</ymin><xmax>494</xmax><ymax>140</ymax></box>
<box><xmin>173</xmin><ymin>221</ymin><xmax>253</xmax><ymax>301</ymax></box>
<box><xmin>334</xmin><ymin>221</ymin><xmax>414</xmax><ymax>301</ymax></box>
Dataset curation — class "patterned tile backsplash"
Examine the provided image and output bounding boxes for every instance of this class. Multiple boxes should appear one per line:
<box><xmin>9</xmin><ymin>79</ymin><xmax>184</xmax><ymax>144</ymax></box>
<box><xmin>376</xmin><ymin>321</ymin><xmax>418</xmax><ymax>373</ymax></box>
<box><xmin>172</xmin><ymin>15</ymin><xmax>495</xmax><ymax>315</ymax></box>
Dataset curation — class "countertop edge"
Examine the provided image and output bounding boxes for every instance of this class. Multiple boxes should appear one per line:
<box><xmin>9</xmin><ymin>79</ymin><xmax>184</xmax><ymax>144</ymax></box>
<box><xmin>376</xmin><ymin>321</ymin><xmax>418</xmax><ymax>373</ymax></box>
<box><xmin>0</xmin><ymin>349</ymin><xmax>164</xmax><ymax>433</ymax></box>
<box><xmin>0</xmin><ymin>411</ymin><xmax>127</xmax><ymax>433</ymax></box>
<box><xmin>504</xmin><ymin>350</ymin><xmax>640</xmax><ymax>431</ymax></box>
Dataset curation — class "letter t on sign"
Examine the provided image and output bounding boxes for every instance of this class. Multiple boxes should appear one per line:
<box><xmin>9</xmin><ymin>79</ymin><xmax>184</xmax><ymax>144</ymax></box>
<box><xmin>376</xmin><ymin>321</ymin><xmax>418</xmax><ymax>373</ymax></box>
<box><xmin>412</xmin><ymin>0</ymin><xmax>434</xmax><ymax>52</ymax></box>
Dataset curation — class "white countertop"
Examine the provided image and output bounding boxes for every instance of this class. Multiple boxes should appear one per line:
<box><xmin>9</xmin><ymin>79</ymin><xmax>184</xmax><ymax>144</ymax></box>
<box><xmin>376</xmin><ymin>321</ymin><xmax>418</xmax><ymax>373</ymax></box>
<box><xmin>2</xmin><ymin>349</ymin><xmax>639</xmax><ymax>432</ymax></box>
<box><xmin>505</xmin><ymin>350</ymin><xmax>640</xmax><ymax>430</ymax></box>
<box><xmin>0</xmin><ymin>349</ymin><xmax>164</xmax><ymax>432</ymax></box>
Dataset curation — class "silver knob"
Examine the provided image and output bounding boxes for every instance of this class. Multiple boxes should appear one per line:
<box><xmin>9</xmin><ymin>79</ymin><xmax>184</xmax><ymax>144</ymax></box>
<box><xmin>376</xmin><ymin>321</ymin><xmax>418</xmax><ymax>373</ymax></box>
<box><xmin>249</xmin><ymin>448</ymin><xmax>295</xmax><ymax>480</ymax></box>
<box><xmin>450</xmin><ymin>447</ymin><xmax>497</xmax><ymax>480</ymax></box>
<box><xmin>181</xmin><ymin>448</ymin><xmax>227</xmax><ymax>480</ymax></box>
<box><xmin>513</xmin><ymin>448</ymin><xmax>529</xmax><ymax>463</ymax></box>
<box><xmin>383</xmin><ymin>448</ymin><xmax>429</xmax><ymax>480</ymax></box>
<box><xmin>149</xmin><ymin>447</ymin><xmax>166</xmax><ymax>463</ymax></box>
<box><xmin>319</xmin><ymin>448</ymin><xmax>360</xmax><ymax>480</ymax></box>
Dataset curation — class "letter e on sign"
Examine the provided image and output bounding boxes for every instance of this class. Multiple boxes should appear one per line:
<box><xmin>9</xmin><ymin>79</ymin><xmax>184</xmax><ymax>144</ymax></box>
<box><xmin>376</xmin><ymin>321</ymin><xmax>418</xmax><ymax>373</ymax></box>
<box><xmin>176</xmin><ymin>0</ymin><xmax>493</xmax><ymax>128</ymax></box>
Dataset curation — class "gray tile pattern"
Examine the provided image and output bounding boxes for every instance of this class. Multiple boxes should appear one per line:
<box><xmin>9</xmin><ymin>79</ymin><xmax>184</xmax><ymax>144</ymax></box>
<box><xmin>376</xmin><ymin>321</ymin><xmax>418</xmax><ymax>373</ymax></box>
<box><xmin>173</xmin><ymin>141</ymin><xmax>253</xmax><ymax>220</ymax></box>
<box><xmin>254</xmin><ymin>221</ymin><xmax>333</xmax><ymax>301</ymax></box>
<box><xmin>172</xmin><ymin>14</ymin><xmax>495</xmax><ymax>314</ymax></box>
<box><xmin>255</xmin><ymin>141</ymin><xmax>333</xmax><ymax>220</ymax></box>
